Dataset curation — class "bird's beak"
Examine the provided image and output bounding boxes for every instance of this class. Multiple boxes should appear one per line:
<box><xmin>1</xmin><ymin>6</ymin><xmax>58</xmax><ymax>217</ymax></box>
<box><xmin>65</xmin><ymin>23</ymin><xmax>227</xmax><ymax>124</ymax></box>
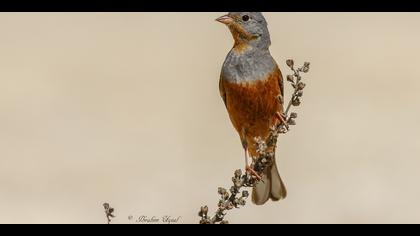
<box><xmin>216</xmin><ymin>14</ymin><xmax>234</xmax><ymax>25</ymax></box>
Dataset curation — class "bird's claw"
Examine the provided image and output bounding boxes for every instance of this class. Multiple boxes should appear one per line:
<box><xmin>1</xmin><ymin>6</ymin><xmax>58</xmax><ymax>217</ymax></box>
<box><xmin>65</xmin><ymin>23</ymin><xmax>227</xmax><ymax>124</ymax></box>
<box><xmin>275</xmin><ymin>112</ymin><xmax>289</xmax><ymax>129</ymax></box>
<box><xmin>246</xmin><ymin>166</ymin><xmax>262</xmax><ymax>181</ymax></box>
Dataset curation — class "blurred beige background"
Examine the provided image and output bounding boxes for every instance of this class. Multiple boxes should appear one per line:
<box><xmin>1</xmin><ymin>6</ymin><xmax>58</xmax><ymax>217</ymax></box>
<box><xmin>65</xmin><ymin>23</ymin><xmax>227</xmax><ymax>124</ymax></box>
<box><xmin>0</xmin><ymin>12</ymin><xmax>419</xmax><ymax>224</ymax></box>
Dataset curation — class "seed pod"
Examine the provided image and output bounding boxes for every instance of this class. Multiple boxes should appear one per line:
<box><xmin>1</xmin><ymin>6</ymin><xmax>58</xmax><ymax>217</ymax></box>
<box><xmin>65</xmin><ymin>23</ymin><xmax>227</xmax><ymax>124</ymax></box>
<box><xmin>292</xmin><ymin>98</ymin><xmax>301</xmax><ymax>106</ymax></box>
<box><xmin>234</xmin><ymin>180</ymin><xmax>242</xmax><ymax>188</ymax></box>
<box><xmin>302</xmin><ymin>62</ymin><xmax>310</xmax><ymax>73</ymax></box>
<box><xmin>297</xmin><ymin>82</ymin><xmax>306</xmax><ymax>90</ymax></box>
<box><xmin>288</xmin><ymin>118</ymin><xmax>296</xmax><ymax>125</ymax></box>
<box><xmin>287</xmin><ymin>75</ymin><xmax>294</xmax><ymax>83</ymax></box>
<box><xmin>286</xmin><ymin>59</ymin><xmax>294</xmax><ymax>68</ymax></box>
<box><xmin>218</xmin><ymin>187</ymin><xmax>227</xmax><ymax>195</ymax></box>
<box><xmin>200</xmin><ymin>206</ymin><xmax>208</xmax><ymax>215</ymax></box>
<box><xmin>297</xmin><ymin>91</ymin><xmax>303</xmax><ymax>97</ymax></box>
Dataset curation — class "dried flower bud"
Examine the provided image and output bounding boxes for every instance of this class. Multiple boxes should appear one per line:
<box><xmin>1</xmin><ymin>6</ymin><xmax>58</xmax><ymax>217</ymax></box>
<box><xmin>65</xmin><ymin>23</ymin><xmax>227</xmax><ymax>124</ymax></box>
<box><xmin>292</xmin><ymin>98</ymin><xmax>301</xmax><ymax>106</ymax></box>
<box><xmin>199</xmin><ymin>219</ymin><xmax>208</xmax><ymax>224</ymax></box>
<box><xmin>297</xmin><ymin>91</ymin><xmax>303</xmax><ymax>97</ymax></box>
<box><xmin>218</xmin><ymin>187</ymin><xmax>227</xmax><ymax>195</ymax></box>
<box><xmin>288</xmin><ymin>118</ymin><xmax>296</xmax><ymax>125</ymax></box>
<box><xmin>287</xmin><ymin>75</ymin><xmax>294</xmax><ymax>83</ymax></box>
<box><xmin>256</xmin><ymin>140</ymin><xmax>268</xmax><ymax>154</ymax></box>
<box><xmin>290</xmin><ymin>112</ymin><xmax>298</xmax><ymax>119</ymax></box>
<box><xmin>221</xmin><ymin>220</ymin><xmax>229</xmax><ymax>224</ymax></box>
<box><xmin>286</xmin><ymin>59</ymin><xmax>294</xmax><ymax>69</ymax></box>
<box><xmin>238</xmin><ymin>198</ymin><xmax>246</xmax><ymax>206</ymax></box>
<box><xmin>242</xmin><ymin>191</ymin><xmax>249</xmax><ymax>198</ymax></box>
<box><xmin>301</xmin><ymin>62</ymin><xmax>310</xmax><ymax>73</ymax></box>
<box><xmin>297</xmin><ymin>82</ymin><xmax>306</xmax><ymax>90</ymax></box>
<box><xmin>199</xmin><ymin>206</ymin><xmax>208</xmax><ymax>216</ymax></box>
<box><xmin>216</xmin><ymin>211</ymin><xmax>224</xmax><ymax>220</ymax></box>
<box><xmin>234</xmin><ymin>169</ymin><xmax>242</xmax><ymax>178</ymax></box>
<box><xmin>233</xmin><ymin>198</ymin><xmax>239</xmax><ymax>206</ymax></box>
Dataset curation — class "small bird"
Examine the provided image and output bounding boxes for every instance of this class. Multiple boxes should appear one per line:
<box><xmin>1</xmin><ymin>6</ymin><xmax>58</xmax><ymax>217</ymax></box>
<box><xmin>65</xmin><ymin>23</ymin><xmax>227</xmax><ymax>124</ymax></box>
<box><xmin>216</xmin><ymin>12</ymin><xmax>287</xmax><ymax>205</ymax></box>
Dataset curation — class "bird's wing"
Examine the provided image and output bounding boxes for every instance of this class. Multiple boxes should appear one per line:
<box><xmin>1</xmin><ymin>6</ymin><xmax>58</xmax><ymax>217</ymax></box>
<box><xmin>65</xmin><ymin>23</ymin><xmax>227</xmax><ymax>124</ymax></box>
<box><xmin>219</xmin><ymin>76</ymin><xmax>227</xmax><ymax>108</ymax></box>
<box><xmin>276</xmin><ymin>66</ymin><xmax>285</xmax><ymax>106</ymax></box>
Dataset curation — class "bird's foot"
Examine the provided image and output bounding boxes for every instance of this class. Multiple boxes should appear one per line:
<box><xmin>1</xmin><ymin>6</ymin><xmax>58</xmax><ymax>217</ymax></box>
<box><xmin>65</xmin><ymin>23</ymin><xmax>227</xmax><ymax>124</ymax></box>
<box><xmin>246</xmin><ymin>166</ymin><xmax>262</xmax><ymax>181</ymax></box>
<box><xmin>275</xmin><ymin>112</ymin><xmax>289</xmax><ymax>129</ymax></box>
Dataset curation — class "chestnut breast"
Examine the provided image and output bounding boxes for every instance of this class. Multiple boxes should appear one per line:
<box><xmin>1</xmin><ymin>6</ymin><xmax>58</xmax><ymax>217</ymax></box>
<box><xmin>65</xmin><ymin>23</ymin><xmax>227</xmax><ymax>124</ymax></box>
<box><xmin>222</xmin><ymin>69</ymin><xmax>282</xmax><ymax>140</ymax></box>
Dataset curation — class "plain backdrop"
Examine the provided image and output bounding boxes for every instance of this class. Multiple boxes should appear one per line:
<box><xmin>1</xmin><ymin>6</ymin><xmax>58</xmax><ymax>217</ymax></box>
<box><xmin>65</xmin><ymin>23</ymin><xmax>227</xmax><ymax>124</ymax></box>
<box><xmin>0</xmin><ymin>12</ymin><xmax>420</xmax><ymax>224</ymax></box>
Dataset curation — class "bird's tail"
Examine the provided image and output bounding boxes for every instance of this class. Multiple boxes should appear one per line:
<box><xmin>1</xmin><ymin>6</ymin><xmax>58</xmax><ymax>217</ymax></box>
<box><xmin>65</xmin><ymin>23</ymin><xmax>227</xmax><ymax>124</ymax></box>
<box><xmin>252</xmin><ymin>157</ymin><xmax>287</xmax><ymax>205</ymax></box>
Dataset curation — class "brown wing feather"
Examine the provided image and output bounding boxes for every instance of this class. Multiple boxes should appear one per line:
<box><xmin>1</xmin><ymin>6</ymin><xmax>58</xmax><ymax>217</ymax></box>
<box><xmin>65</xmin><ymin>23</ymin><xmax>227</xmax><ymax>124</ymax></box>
<box><xmin>276</xmin><ymin>65</ymin><xmax>284</xmax><ymax>106</ymax></box>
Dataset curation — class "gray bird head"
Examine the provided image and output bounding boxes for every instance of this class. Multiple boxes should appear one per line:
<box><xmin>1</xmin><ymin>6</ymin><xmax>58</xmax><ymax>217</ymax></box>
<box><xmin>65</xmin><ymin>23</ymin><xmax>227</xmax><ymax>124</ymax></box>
<box><xmin>216</xmin><ymin>12</ymin><xmax>271</xmax><ymax>51</ymax></box>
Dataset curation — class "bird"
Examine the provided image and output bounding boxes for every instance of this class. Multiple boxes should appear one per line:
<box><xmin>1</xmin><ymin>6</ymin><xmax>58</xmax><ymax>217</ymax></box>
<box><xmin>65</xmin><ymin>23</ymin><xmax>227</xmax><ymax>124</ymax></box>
<box><xmin>216</xmin><ymin>12</ymin><xmax>287</xmax><ymax>205</ymax></box>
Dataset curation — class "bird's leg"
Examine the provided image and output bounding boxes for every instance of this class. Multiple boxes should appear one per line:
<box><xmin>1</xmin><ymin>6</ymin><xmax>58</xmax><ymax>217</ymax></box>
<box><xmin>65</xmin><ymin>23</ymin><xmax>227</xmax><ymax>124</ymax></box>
<box><xmin>241</xmin><ymin>132</ymin><xmax>261</xmax><ymax>181</ymax></box>
<box><xmin>275</xmin><ymin>112</ymin><xmax>289</xmax><ymax>129</ymax></box>
<box><xmin>244</xmin><ymin>148</ymin><xmax>249</xmax><ymax>168</ymax></box>
<box><xmin>244</xmin><ymin>149</ymin><xmax>262</xmax><ymax>181</ymax></box>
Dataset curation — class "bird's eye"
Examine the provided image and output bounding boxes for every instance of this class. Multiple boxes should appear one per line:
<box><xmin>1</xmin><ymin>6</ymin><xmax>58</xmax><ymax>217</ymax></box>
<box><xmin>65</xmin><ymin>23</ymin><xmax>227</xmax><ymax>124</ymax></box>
<box><xmin>242</xmin><ymin>15</ymin><xmax>250</xmax><ymax>22</ymax></box>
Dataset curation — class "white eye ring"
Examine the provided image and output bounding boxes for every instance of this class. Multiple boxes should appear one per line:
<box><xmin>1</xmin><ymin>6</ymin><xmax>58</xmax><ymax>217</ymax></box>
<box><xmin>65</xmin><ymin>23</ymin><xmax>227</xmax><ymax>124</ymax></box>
<box><xmin>242</xmin><ymin>15</ymin><xmax>250</xmax><ymax>22</ymax></box>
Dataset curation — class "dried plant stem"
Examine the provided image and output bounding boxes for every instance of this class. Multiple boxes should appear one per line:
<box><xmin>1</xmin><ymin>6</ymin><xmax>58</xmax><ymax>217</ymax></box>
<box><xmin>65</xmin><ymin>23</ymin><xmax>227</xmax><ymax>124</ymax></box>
<box><xmin>199</xmin><ymin>60</ymin><xmax>310</xmax><ymax>224</ymax></box>
<box><xmin>103</xmin><ymin>203</ymin><xmax>115</xmax><ymax>224</ymax></box>
<box><xmin>284</xmin><ymin>72</ymin><xmax>299</xmax><ymax>116</ymax></box>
